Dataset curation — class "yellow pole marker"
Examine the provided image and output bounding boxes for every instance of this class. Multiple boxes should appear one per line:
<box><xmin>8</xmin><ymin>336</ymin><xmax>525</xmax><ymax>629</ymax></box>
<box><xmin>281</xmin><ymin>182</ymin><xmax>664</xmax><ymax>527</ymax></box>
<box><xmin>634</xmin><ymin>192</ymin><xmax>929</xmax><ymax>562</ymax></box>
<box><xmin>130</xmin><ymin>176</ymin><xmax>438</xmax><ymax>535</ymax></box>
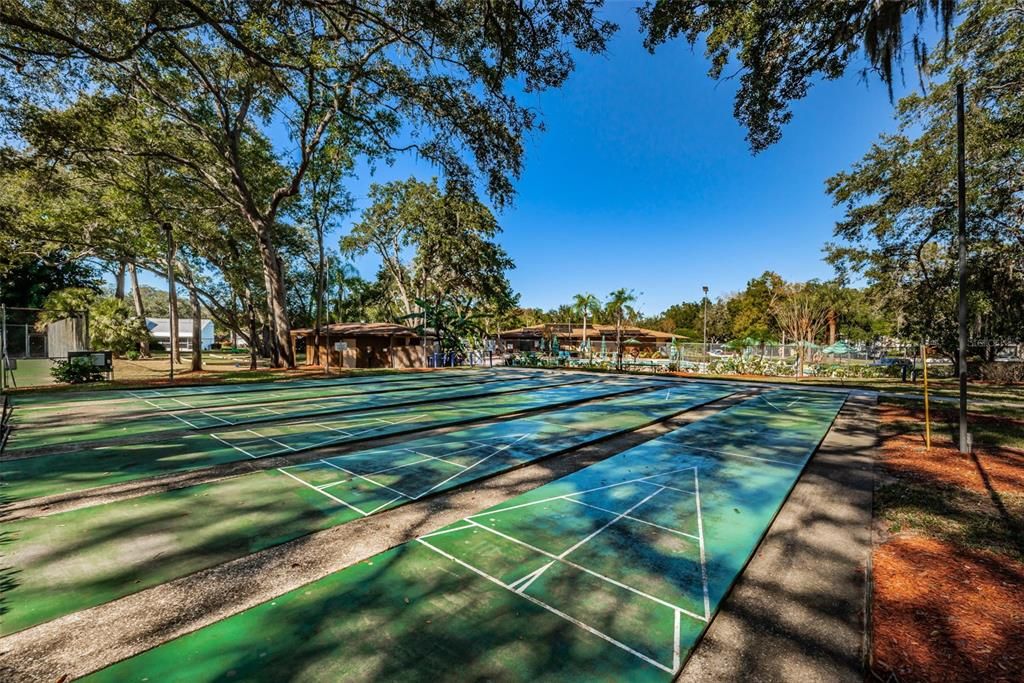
<box><xmin>922</xmin><ymin>343</ymin><xmax>931</xmax><ymax>450</ymax></box>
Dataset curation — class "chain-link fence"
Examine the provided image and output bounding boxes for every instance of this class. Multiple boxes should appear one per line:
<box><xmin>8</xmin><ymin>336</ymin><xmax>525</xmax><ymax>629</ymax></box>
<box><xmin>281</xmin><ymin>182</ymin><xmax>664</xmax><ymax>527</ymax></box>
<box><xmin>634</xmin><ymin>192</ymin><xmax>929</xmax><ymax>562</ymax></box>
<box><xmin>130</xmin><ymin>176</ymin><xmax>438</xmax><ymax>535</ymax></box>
<box><xmin>1</xmin><ymin>305</ymin><xmax>88</xmax><ymax>389</ymax></box>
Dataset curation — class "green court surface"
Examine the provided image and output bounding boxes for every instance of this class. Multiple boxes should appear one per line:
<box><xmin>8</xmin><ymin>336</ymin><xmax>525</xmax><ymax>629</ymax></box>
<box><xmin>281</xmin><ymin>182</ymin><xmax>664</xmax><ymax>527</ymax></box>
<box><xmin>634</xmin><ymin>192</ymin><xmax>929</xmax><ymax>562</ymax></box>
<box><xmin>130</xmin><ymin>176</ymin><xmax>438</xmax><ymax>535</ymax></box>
<box><xmin>1</xmin><ymin>382</ymin><xmax>731</xmax><ymax>633</ymax></box>
<box><xmin>7</xmin><ymin>368</ymin><xmax>511</xmax><ymax>410</ymax></box>
<box><xmin>1</xmin><ymin>378</ymin><xmax>657</xmax><ymax>502</ymax></box>
<box><xmin>4</xmin><ymin>372</ymin><xmax>577</xmax><ymax>452</ymax></box>
<box><xmin>9</xmin><ymin>368</ymin><xmax>537</xmax><ymax>420</ymax></box>
<box><xmin>85</xmin><ymin>390</ymin><xmax>844</xmax><ymax>682</ymax></box>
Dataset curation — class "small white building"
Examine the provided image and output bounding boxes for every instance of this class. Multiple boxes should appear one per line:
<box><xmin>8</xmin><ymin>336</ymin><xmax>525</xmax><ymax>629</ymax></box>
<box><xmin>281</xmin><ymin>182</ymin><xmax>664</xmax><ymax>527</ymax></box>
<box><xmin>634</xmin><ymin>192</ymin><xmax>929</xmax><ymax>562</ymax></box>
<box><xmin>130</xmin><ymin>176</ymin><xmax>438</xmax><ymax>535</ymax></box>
<box><xmin>147</xmin><ymin>318</ymin><xmax>215</xmax><ymax>351</ymax></box>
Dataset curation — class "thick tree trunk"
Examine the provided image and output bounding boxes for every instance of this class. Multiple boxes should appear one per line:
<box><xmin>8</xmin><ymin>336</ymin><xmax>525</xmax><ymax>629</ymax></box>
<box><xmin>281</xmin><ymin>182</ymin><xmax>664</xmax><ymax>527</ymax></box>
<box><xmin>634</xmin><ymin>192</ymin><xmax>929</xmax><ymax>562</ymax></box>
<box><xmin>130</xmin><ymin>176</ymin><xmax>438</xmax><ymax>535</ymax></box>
<box><xmin>313</xmin><ymin>234</ymin><xmax>325</xmax><ymax>367</ymax></box>
<box><xmin>190</xmin><ymin>287</ymin><xmax>203</xmax><ymax>372</ymax></box>
<box><xmin>254</xmin><ymin>229</ymin><xmax>294</xmax><ymax>368</ymax></box>
<box><xmin>128</xmin><ymin>263</ymin><xmax>150</xmax><ymax>357</ymax></box>
<box><xmin>231</xmin><ymin>294</ymin><xmax>238</xmax><ymax>349</ymax></box>
<box><xmin>247</xmin><ymin>294</ymin><xmax>258</xmax><ymax>371</ymax></box>
<box><xmin>827</xmin><ymin>310</ymin><xmax>837</xmax><ymax>345</ymax></box>
<box><xmin>114</xmin><ymin>261</ymin><xmax>126</xmax><ymax>300</ymax></box>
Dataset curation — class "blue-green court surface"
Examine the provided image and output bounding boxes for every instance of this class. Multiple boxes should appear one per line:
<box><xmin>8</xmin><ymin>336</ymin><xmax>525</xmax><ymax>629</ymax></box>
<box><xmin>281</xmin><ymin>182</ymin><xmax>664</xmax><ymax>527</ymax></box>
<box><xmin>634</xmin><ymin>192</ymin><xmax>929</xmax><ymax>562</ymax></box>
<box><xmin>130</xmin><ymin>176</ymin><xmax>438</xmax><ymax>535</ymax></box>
<box><xmin>4</xmin><ymin>372</ymin><xmax>581</xmax><ymax>451</ymax></box>
<box><xmin>84</xmin><ymin>389</ymin><xmax>845</xmax><ymax>682</ymax></box>
<box><xmin>2</xmin><ymin>377</ymin><xmax>658</xmax><ymax>502</ymax></box>
<box><xmin>2</xmin><ymin>381</ymin><xmax>731</xmax><ymax>633</ymax></box>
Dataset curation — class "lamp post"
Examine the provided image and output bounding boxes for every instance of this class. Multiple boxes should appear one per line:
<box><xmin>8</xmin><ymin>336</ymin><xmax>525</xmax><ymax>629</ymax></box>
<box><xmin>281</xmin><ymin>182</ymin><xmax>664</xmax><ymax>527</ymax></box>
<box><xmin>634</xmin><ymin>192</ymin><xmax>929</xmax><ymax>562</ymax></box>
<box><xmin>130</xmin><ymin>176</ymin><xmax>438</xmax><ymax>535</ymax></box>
<box><xmin>163</xmin><ymin>222</ymin><xmax>175</xmax><ymax>384</ymax></box>
<box><xmin>702</xmin><ymin>285</ymin><xmax>709</xmax><ymax>367</ymax></box>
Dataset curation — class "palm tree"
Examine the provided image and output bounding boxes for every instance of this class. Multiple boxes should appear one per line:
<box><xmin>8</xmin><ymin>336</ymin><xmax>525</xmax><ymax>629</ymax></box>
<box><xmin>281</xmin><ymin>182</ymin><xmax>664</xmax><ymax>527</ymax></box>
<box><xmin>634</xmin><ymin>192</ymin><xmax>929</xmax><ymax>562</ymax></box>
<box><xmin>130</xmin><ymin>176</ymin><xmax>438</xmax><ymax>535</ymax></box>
<box><xmin>329</xmin><ymin>258</ymin><xmax>360</xmax><ymax>322</ymax></box>
<box><xmin>571</xmin><ymin>292</ymin><xmax>600</xmax><ymax>357</ymax></box>
<box><xmin>606</xmin><ymin>288</ymin><xmax>638</xmax><ymax>371</ymax></box>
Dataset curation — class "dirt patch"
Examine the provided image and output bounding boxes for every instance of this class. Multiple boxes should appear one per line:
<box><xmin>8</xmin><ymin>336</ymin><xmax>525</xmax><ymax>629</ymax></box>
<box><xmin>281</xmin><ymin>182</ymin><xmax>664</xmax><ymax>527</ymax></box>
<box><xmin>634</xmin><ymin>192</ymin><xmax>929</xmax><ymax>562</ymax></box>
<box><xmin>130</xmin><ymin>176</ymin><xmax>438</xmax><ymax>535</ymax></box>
<box><xmin>873</xmin><ymin>405</ymin><xmax>1024</xmax><ymax>681</ymax></box>
<box><xmin>872</xmin><ymin>536</ymin><xmax>1024</xmax><ymax>682</ymax></box>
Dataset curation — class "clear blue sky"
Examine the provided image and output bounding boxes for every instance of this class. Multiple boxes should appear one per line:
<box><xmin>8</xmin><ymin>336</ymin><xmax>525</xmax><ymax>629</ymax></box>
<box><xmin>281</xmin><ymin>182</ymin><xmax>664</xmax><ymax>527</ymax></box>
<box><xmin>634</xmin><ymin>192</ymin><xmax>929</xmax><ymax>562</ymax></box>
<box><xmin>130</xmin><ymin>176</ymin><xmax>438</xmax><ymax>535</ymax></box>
<box><xmin>338</xmin><ymin>3</ymin><xmax>913</xmax><ymax>315</ymax></box>
<box><xmin>132</xmin><ymin>3</ymin><xmax>917</xmax><ymax>317</ymax></box>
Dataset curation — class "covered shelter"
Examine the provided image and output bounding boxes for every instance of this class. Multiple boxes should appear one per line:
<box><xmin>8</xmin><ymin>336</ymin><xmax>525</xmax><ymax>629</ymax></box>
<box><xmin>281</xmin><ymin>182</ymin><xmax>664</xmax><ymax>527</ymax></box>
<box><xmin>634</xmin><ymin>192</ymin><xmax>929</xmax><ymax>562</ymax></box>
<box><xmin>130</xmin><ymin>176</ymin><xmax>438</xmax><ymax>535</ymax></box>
<box><xmin>291</xmin><ymin>322</ymin><xmax>426</xmax><ymax>369</ymax></box>
<box><xmin>498</xmin><ymin>323</ymin><xmax>677</xmax><ymax>355</ymax></box>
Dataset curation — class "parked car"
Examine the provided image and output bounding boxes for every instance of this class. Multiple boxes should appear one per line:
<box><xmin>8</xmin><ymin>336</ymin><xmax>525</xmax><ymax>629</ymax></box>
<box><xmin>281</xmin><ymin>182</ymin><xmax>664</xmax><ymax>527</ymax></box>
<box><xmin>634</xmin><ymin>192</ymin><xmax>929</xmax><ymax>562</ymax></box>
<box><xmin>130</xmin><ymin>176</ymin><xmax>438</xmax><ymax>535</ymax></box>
<box><xmin>872</xmin><ymin>357</ymin><xmax>913</xmax><ymax>368</ymax></box>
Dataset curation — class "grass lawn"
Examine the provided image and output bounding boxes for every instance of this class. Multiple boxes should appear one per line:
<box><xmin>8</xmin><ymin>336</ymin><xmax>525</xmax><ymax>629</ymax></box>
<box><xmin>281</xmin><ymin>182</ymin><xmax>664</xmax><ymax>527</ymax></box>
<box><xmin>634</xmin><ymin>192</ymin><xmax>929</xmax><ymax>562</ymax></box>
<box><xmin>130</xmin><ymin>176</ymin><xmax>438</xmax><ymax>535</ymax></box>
<box><xmin>2</xmin><ymin>351</ymin><xmax>437</xmax><ymax>395</ymax></box>
<box><xmin>665</xmin><ymin>371</ymin><xmax>1024</xmax><ymax>417</ymax></box>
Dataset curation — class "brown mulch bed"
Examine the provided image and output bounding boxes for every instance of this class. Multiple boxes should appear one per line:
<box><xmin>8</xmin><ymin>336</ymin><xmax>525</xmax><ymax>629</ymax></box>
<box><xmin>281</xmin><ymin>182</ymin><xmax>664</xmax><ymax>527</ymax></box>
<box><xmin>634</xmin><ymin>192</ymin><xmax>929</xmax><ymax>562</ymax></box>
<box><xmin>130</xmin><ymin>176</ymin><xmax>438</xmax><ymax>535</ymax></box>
<box><xmin>872</xmin><ymin>536</ymin><xmax>1024</xmax><ymax>682</ymax></box>
<box><xmin>873</xmin><ymin>405</ymin><xmax>1024</xmax><ymax>682</ymax></box>
<box><xmin>877</xmin><ymin>404</ymin><xmax>1024</xmax><ymax>493</ymax></box>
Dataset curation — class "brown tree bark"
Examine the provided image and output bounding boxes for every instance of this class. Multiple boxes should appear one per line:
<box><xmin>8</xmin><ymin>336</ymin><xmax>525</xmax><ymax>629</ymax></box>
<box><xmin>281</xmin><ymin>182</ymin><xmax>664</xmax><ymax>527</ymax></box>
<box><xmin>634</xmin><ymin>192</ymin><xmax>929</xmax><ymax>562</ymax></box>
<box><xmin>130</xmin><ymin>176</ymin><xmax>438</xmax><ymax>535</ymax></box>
<box><xmin>254</xmin><ymin>232</ymin><xmax>293</xmax><ymax>368</ymax></box>
<box><xmin>128</xmin><ymin>263</ymin><xmax>150</xmax><ymax>357</ymax></box>
<box><xmin>114</xmin><ymin>261</ymin><xmax>126</xmax><ymax>300</ymax></box>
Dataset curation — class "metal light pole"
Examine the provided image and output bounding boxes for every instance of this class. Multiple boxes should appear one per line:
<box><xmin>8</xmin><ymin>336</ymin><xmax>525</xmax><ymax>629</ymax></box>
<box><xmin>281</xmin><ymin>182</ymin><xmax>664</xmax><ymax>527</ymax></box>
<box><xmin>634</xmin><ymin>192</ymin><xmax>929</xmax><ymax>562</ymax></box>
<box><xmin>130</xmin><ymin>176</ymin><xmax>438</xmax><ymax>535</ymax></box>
<box><xmin>702</xmin><ymin>285</ymin><xmax>709</xmax><ymax>367</ymax></box>
<box><xmin>164</xmin><ymin>223</ymin><xmax>175</xmax><ymax>384</ymax></box>
<box><xmin>956</xmin><ymin>83</ymin><xmax>969</xmax><ymax>454</ymax></box>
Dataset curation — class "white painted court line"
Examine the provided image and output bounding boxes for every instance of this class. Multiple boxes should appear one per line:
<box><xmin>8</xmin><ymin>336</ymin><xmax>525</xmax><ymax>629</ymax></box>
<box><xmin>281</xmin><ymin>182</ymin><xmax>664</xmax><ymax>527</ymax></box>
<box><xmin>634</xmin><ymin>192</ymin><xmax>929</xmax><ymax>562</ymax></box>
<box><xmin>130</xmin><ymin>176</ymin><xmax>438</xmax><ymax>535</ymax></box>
<box><xmin>420</xmin><ymin>524</ymin><xmax>476</xmax><ymax>539</ymax></box>
<box><xmin>276</xmin><ymin>467</ymin><xmax>368</xmax><ymax>516</ymax></box>
<box><xmin>208</xmin><ymin>433</ymin><xmax>259</xmax><ymax>459</ymax></box>
<box><xmin>417</xmin><ymin>537</ymin><xmax>675</xmax><ymax>675</ymax></box>
<box><xmin>681</xmin><ymin>444</ymin><xmax>802</xmax><ymax>468</ymax></box>
<box><xmin>509</xmin><ymin>561</ymin><xmax>555</xmax><ymax>593</ymax></box>
<box><xmin>564</xmin><ymin>498</ymin><xmax>700</xmax><ymax>541</ymax></box>
<box><xmin>245</xmin><ymin>428</ymin><xmax>297</xmax><ymax>452</ymax></box>
<box><xmin>196</xmin><ymin>410</ymin><xmax>235</xmax><ymax>426</ymax></box>
<box><xmin>672</xmin><ymin>610</ymin><xmax>682</xmax><ymax>671</ymax></box>
<box><xmin>759</xmin><ymin>394</ymin><xmax>784</xmax><ymax>412</ymax></box>
<box><xmin>364</xmin><ymin>495</ymin><xmax>406</xmax><ymax>515</ymax></box>
<box><xmin>410</xmin><ymin>433</ymin><xmax>535</xmax><ymax>500</ymax></box>
<box><xmin>258</xmin><ymin>406</ymin><xmax>285</xmax><ymax>417</ymax></box>
<box><xmin>557</xmin><ymin>488</ymin><xmax>664</xmax><ymax>559</ymax></box>
<box><xmin>318</xmin><ymin>459</ymin><xmax>415</xmax><ymax>500</ymax></box>
<box><xmin>464</xmin><ymin>518</ymin><xmax>707</xmax><ymax>623</ymax></box>
<box><xmin>364</xmin><ymin>456</ymin><xmax>441</xmax><ymax>477</ymax></box>
<box><xmin>313</xmin><ymin>423</ymin><xmax>353</xmax><ymax>436</ymax></box>
<box><xmin>692</xmin><ymin>470</ymin><xmax>711</xmax><ymax>620</ymax></box>
<box><xmin>406</xmin><ymin>449</ymin><xmax>472</xmax><ymax>469</ymax></box>
<box><xmin>147</xmin><ymin>402</ymin><xmax>202</xmax><ymax>429</ymax></box>
<box><xmin>470</xmin><ymin>467</ymin><xmax>701</xmax><ymax>520</ymax></box>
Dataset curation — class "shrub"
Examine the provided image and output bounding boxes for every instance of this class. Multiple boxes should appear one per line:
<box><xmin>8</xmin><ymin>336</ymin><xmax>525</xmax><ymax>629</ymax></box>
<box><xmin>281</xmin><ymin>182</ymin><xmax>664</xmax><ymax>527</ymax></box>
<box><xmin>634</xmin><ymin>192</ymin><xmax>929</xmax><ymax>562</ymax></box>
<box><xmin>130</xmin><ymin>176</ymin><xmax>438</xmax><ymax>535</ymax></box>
<box><xmin>89</xmin><ymin>298</ymin><xmax>150</xmax><ymax>356</ymax></box>
<box><xmin>51</xmin><ymin>358</ymin><xmax>104</xmax><ymax>384</ymax></box>
<box><xmin>969</xmin><ymin>361</ymin><xmax>1024</xmax><ymax>383</ymax></box>
<box><xmin>124</xmin><ymin>350</ymin><xmax>141</xmax><ymax>361</ymax></box>
<box><xmin>708</xmin><ymin>355</ymin><xmax>796</xmax><ymax>376</ymax></box>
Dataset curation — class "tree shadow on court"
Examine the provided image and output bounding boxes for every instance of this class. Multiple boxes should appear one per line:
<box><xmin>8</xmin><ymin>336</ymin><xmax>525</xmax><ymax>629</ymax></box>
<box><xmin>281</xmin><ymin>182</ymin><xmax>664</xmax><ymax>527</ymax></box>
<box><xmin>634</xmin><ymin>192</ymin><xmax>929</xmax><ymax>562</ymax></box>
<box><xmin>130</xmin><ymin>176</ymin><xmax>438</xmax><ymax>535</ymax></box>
<box><xmin>0</xmin><ymin>529</ymin><xmax>23</xmax><ymax>623</ymax></box>
<box><xmin>675</xmin><ymin>402</ymin><xmax>877</xmax><ymax>680</ymax></box>
<box><xmin>82</xmin><ymin>390</ymin><xmax>859</xmax><ymax>681</ymax></box>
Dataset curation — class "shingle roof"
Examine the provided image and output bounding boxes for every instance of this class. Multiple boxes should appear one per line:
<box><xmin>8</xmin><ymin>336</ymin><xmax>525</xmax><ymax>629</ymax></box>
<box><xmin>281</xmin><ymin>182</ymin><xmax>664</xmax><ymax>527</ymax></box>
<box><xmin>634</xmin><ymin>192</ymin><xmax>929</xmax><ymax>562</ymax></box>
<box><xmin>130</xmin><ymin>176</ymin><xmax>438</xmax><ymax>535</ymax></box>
<box><xmin>290</xmin><ymin>322</ymin><xmax>419</xmax><ymax>337</ymax></box>
<box><xmin>498</xmin><ymin>322</ymin><xmax>677</xmax><ymax>341</ymax></box>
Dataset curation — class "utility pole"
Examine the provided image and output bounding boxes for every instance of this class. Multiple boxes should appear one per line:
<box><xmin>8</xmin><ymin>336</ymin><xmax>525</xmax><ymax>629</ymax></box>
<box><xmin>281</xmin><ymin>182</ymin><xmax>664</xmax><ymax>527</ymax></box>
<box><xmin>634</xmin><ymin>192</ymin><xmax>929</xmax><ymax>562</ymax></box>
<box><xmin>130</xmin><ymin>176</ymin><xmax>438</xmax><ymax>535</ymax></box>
<box><xmin>164</xmin><ymin>223</ymin><xmax>175</xmax><ymax>384</ymax></box>
<box><xmin>702</xmin><ymin>285</ymin><xmax>709</xmax><ymax>367</ymax></box>
<box><xmin>956</xmin><ymin>83</ymin><xmax>969</xmax><ymax>454</ymax></box>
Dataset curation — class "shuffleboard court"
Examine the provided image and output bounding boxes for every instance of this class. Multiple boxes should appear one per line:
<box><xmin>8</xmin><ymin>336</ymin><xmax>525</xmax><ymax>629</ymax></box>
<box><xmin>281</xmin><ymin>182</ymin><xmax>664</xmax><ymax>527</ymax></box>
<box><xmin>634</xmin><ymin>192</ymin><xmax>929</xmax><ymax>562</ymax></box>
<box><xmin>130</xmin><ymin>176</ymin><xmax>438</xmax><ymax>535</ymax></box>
<box><xmin>8</xmin><ymin>369</ymin><xmax>538</xmax><ymax>427</ymax></box>
<box><xmin>8</xmin><ymin>368</ymin><xmax>527</xmax><ymax>412</ymax></box>
<box><xmin>83</xmin><ymin>390</ymin><xmax>845</xmax><ymax>682</ymax></box>
<box><xmin>0</xmin><ymin>382</ymin><xmax>731</xmax><ymax>634</ymax></box>
<box><xmin>4</xmin><ymin>373</ymin><xmax>585</xmax><ymax>452</ymax></box>
<box><xmin>2</xmin><ymin>378</ymin><xmax>660</xmax><ymax>502</ymax></box>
